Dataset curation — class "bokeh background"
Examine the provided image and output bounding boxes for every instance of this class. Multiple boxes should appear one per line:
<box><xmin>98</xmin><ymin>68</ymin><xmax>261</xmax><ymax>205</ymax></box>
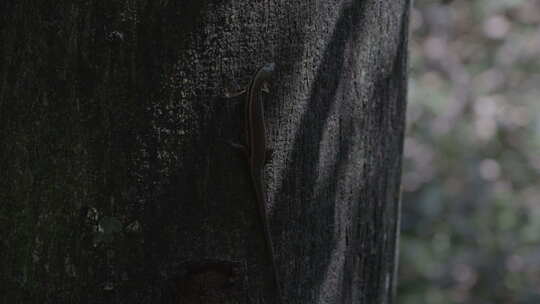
<box><xmin>398</xmin><ymin>0</ymin><xmax>540</xmax><ymax>303</ymax></box>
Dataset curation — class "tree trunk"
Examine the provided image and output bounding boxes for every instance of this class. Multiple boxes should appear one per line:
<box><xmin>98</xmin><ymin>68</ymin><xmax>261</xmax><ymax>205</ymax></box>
<box><xmin>0</xmin><ymin>1</ymin><xmax>409</xmax><ymax>303</ymax></box>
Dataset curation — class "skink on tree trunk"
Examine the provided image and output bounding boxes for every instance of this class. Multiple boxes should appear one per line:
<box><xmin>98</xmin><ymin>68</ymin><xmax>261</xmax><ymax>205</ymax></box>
<box><xmin>242</xmin><ymin>63</ymin><xmax>282</xmax><ymax>302</ymax></box>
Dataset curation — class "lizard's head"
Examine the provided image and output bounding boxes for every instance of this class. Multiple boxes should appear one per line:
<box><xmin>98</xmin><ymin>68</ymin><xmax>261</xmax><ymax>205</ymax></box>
<box><xmin>262</xmin><ymin>62</ymin><xmax>276</xmax><ymax>73</ymax></box>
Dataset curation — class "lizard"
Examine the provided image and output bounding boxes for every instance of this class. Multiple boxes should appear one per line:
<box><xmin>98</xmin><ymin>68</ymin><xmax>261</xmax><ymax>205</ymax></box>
<box><xmin>229</xmin><ymin>63</ymin><xmax>282</xmax><ymax>302</ymax></box>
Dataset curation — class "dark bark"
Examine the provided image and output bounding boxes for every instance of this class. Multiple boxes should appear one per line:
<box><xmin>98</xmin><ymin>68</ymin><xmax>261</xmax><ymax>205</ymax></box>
<box><xmin>0</xmin><ymin>1</ymin><xmax>409</xmax><ymax>303</ymax></box>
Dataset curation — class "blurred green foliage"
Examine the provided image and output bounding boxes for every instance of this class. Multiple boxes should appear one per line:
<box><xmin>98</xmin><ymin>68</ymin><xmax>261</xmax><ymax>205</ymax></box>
<box><xmin>399</xmin><ymin>0</ymin><xmax>540</xmax><ymax>303</ymax></box>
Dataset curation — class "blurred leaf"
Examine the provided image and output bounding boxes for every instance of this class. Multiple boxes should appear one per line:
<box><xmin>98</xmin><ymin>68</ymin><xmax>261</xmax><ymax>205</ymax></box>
<box><xmin>400</xmin><ymin>1</ymin><xmax>540</xmax><ymax>303</ymax></box>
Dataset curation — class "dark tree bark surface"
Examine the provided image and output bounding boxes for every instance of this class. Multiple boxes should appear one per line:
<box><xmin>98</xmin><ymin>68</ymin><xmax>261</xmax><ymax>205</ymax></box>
<box><xmin>0</xmin><ymin>1</ymin><xmax>409</xmax><ymax>303</ymax></box>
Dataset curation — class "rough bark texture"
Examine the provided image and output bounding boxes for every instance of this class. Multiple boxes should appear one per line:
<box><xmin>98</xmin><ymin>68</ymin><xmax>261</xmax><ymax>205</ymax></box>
<box><xmin>0</xmin><ymin>1</ymin><xmax>409</xmax><ymax>303</ymax></box>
